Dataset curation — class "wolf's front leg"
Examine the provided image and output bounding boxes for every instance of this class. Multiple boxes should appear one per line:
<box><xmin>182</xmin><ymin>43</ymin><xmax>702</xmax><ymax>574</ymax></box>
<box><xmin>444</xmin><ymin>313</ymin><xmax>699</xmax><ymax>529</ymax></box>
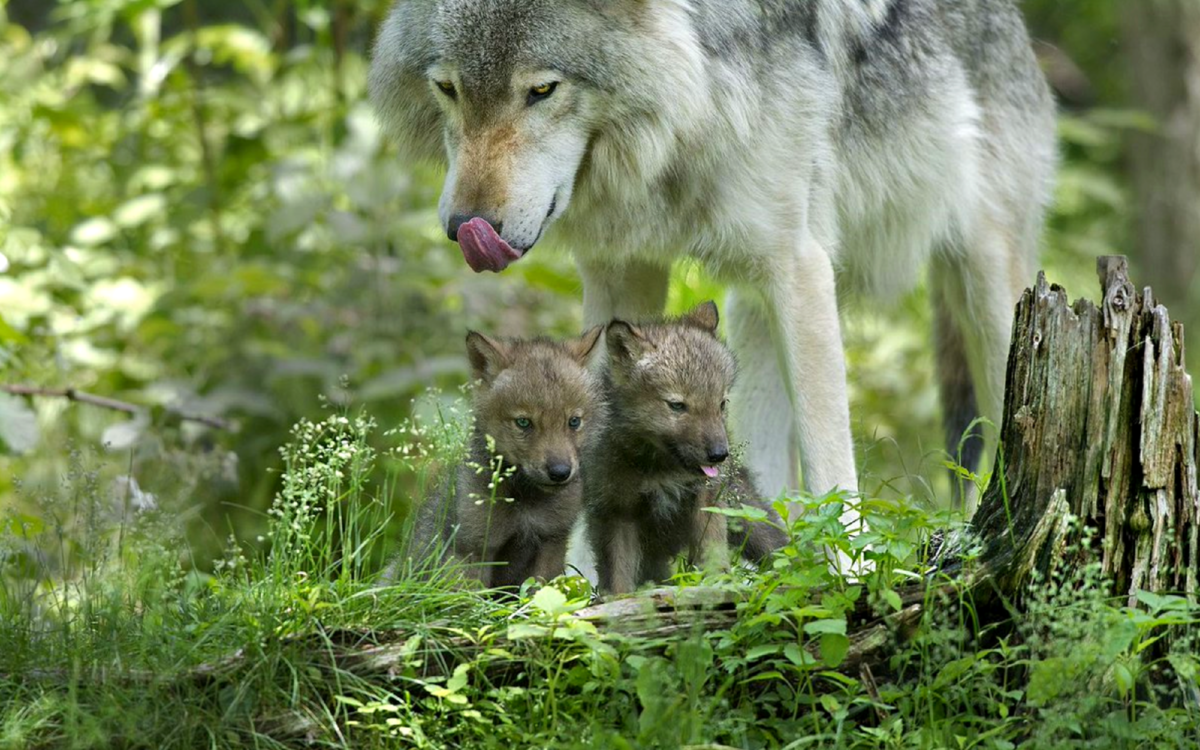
<box><xmin>593</xmin><ymin>517</ymin><xmax>641</xmax><ymax>595</ymax></box>
<box><xmin>531</xmin><ymin>537</ymin><xmax>569</xmax><ymax>582</ymax></box>
<box><xmin>726</xmin><ymin>289</ymin><xmax>798</xmax><ymax>496</ymax></box>
<box><xmin>764</xmin><ymin>245</ymin><xmax>859</xmax><ymax>514</ymax></box>
<box><xmin>688</xmin><ymin>502</ymin><xmax>730</xmax><ymax>573</ymax></box>
<box><xmin>577</xmin><ymin>259</ymin><xmax>671</xmax><ymax>328</ymax></box>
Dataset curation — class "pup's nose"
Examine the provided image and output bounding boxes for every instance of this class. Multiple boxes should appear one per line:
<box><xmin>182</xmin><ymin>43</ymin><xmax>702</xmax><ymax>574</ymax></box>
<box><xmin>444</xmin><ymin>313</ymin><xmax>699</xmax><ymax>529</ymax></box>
<box><xmin>448</xmin><ymin>214</ymin><xmax>503</xmax><ymax>243</ymax></box>
<box><xmin>706</xmin><ymin>445</ymin><xmax>729</xmax><ymax>464</ymax></box>
<box><xmin>546</xmin><ymin>463</ymin><xmax>573</xmax><ymax>484</ymax></box>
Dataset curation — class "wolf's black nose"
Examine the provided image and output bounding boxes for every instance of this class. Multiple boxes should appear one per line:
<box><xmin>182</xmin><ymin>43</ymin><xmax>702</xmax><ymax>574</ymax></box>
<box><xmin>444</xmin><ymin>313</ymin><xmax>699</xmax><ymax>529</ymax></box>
<box><xmin>448</xmin><ymin>214</ymin><xmax>502</xmax><ymax>242</ymax></box>
<box><xmin>546</xmin><ymin>463</ymin><xmax>573</xmax><ymax>484</ymax></box>
<box><xmin>707</xmin><ymin>446</ymin><xmax>729</xmax><ymax>464</ymax></box>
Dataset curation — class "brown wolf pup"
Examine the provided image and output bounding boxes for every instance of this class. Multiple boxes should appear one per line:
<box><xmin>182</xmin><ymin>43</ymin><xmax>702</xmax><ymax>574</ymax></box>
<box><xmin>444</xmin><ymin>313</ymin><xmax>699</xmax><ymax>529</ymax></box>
<box><xmin>584</xmin><ymin>302</ymin><xmax>787</xmax><ymax>595</ymax></box>
<box><xmin>412</xmin><ymin>327</ymin><xmax>604</xmax><ymax>589</ymax></box>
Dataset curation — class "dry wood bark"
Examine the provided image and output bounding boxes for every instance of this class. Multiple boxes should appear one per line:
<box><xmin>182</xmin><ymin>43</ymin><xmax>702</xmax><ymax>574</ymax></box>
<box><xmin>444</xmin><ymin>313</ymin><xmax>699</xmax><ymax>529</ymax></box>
<box><xmin>960</xmin><ymin>257</ymin><xmax>1199</xmax><ymax>606</ymax></box>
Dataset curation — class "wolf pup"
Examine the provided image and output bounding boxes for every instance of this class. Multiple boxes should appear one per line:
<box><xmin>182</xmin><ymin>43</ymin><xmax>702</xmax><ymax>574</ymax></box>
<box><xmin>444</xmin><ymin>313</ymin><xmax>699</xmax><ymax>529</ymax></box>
<box><xmin>371</xmin><ymin>1</ymin><xmax>1056</xmax><ymax>517</ymax></box>
<box><xmin>583</xmin><ymin>302</ymin><xmax>787</xmax><ymax>595</ymax></box>
<box><xmin>413</xmin><ymin>327</ymin><xmax>604</xmax><ymax>589</ymax></box>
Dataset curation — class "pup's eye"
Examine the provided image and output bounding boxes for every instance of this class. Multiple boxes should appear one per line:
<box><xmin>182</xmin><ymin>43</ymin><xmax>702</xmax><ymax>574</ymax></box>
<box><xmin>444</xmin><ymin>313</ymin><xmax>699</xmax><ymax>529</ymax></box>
<box><xmin>721</xmin><ymin>399</ymin><xmax>729</xmax><ymax>412</ymax></box>
<box><xmin>667</xmin><ymin>401</ymin><xmax>687</xmax><ymax>413</ymax></box>
<box><xmin>568</xmin><ymin>416</ymin><xmax>582</xmax><ymax>431</ymax></box>
<box><xmin>435</xmin><ymin>80</ymin><xmax>457</xmax><ymax>98</ymax></box>
<box><xmin>515</xmin><ymin>417</ymin><xmax>533</xmax><ymax>430</ymax></box>
<box><xmin>527</xmin><ymin>81</ymin><xmax>558</xmax><ymax>104</ymax></box>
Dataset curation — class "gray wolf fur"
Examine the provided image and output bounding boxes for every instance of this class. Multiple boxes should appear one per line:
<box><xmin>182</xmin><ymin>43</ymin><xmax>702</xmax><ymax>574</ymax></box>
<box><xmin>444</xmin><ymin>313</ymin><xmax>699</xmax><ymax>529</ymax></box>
<box><xmin>370</xmin><ymin>0</ymin><xmax>1057</xmax><ymax>513</ymax></box>
<box><xmin>412</xmin><ymin>327</ymin><xmax>604</xmax><ymax>588</ymax></box>
<box><xmin>583</xmin><ymin>302</ymin><xmax>787</xmax><ymax>595</ymax></box>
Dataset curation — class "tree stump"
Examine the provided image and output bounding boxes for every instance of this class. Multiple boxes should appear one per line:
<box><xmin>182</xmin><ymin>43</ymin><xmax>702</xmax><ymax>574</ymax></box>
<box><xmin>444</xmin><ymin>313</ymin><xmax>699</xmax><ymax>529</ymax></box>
<box><xmin>963</xmin><ymin>256</ymin><xmax>1199</xmax><ymax>605</ymax></box>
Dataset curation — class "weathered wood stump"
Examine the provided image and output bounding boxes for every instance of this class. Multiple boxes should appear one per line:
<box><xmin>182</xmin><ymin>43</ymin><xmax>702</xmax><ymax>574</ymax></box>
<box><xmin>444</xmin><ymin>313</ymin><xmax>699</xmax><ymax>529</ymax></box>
<box><xmin>962</xmin><ymin>256</ymin><xmax>1199</xmax><ymax>606</ymax></box>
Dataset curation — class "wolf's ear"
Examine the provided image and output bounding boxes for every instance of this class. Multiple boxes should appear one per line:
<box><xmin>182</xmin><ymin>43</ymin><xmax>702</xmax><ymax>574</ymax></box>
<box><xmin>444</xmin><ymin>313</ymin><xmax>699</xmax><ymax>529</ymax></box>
<box><xmin>680</xmin><ymin>301</ymin><xmax>720</xmax><ymax>334</ymax></box>
<box><xmin>605</xmin><ymin>320</ymin><xmax>653</xmax><ymax>364</ymax></box>
<box><xmin>567</xmin><ymin>326</ymin><xmax>604</xmax><ymax>366</ymax></box>
<box><xmin>465</xmin><ymin>331</ymin><xmax>510</xmax><ymax>384</ymax></box>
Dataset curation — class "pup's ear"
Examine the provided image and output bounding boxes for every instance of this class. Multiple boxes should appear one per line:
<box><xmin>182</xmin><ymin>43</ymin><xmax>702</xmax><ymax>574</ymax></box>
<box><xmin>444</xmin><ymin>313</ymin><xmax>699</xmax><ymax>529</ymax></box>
<box><xmin>605</xmin><ymin>320</ymin><xmax>653</xmax><ymax>364</ymax></box>
<box><xmin>567</xmin><ymin>326</ymin><xmax>604</xmax><ymax>366</ymax></box>
<box><xmin>681</xmin><ymin>300</ymin><xmax>720</xmax><ymax>334</ymax></box>
<box><xmin>465</xmin><ymin>331</ymin><xmax>510</xmax><ymax>384</ymax></box>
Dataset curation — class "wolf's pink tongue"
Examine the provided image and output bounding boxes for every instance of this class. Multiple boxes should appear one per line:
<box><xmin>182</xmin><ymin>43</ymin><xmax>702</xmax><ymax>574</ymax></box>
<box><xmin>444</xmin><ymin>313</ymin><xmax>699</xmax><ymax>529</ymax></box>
<box><xmin>702</xmin><ymin>466</ymin><xmax>720</xmax><ymax>478</ymax></box>
<box><xmin>457</xmin><ymin>217</ymin><xmax>522</xmax><ymax>273</ymax></box>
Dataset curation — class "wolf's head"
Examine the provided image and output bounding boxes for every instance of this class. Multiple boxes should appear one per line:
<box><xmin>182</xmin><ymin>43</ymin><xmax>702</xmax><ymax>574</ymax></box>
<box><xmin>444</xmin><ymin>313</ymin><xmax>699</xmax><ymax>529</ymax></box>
<box><xmin>369</xmin><ymin>0</ymin><xmax>707</xmax><ymax>272</ymax></box>
<box><xmin>466</xmin><ymin>327</ymin><xmax>604</xmax><ymax>487</ymax></box>
<box><xmin>605</xmin><ymin>301</ymin><xmax>737</xmax><ymax>479</ymax></box>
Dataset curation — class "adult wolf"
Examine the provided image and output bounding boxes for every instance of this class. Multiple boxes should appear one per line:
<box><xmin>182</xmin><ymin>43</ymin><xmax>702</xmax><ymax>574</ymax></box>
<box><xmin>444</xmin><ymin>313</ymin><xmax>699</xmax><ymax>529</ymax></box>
<box><xmin>369</xmin><ymin>0</ymin><xmax>1056</xmax><ymax>511</ymax></box>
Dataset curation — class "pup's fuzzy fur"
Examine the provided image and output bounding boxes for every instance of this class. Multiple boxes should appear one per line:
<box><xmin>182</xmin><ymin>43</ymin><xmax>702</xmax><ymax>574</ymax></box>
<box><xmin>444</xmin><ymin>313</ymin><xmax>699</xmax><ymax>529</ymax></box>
<box><xmin>412</xmin><ymin>328</ymin><xmax>604</xmax><ymax>588</ymax></box>
<box><xmin>583</xmin><ymin>302</ymin><xmax>787</xmax><ymax>595</ymax></box>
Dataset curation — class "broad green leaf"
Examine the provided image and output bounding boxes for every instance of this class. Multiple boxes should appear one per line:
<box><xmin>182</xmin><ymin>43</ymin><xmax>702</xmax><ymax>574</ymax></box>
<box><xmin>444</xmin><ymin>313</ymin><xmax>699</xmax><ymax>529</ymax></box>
<box><xmin>784</xmin><ymin>643</ymin><xmax>817</xmax><ymax>668</ymax></box>
<box><xmin>883</xmin><ymin>589</ymin><xmax>904</xmax><ymax>612</ymax></box>
<box><xmin>819</xmin><ymin>634</ymin><xmax>850</xmax><ymax>668</ymax></box>
<box><xmin>530</xmin><ymin>585</ymin><xmax>568</xmax><ymax>617</ymax></box>
<box><xmin>0</xmin><ymin>314</ymin><xmax>28</xmax><ymax>344</ymax></box>
<box><xmin>744</xmin><ymin>644</ymin><xmax>782</xmax><ymax>661</ymax></box>
<box><xmin>803</xmin><ymin>618</ymin><xmax>847</xmax><ymax>636</ymax></box>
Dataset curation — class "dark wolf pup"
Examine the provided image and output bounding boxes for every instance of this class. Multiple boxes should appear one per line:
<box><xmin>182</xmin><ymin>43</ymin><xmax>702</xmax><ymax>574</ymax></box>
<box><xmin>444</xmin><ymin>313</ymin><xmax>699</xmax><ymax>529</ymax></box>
<box><xmin>584</xmin><ymin>302</ymin><xmax>787</xmax><ymax>595</ymax></box>
<box><xmin>413</xmin><ymin>327</ymin><xmax>604</xmax><ymax>589</ymax></box>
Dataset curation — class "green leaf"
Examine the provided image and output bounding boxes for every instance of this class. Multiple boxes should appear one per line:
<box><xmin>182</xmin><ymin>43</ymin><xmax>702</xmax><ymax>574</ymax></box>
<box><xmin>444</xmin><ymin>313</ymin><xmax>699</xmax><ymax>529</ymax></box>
<box><xmin>744</xmin><ymin>644</ymin><xmax>782</xmax><ymax>661</ymax></box>
<box><xmin>819</xmin><ymin>694</ymin><xmax>842</xmax><ymax>716</ymax></box>
<box><xmin>784</xmin><ymin>643</ymin><xmax>817</xmax><ymax>668</ymax></box>
<box><xmin>530</xmin><ymin>585</ymin><xmax>568</xmax><ymax>617</ymax></box>
<box><xmin>883</xmin><ymin>589</ymin><xmax>903</xmax><ymax>612</ymax></box>
<box><xmin>0</xmin><ymin>314</ymin><xmax>28</xmax><ymax>345</ymax></box>
<box><xmin>803</xmin><ymin>618</ymin><xmax>847</xmax><ymax>636</ymax></box>
<box><xmin>819</xmin><ymin>634</ymin><xmax>850</xmax><ymax>668</ymax></box>
<box><xmin>0</xmin><ymin>393</ymin><xmax>39</xmax><ymax>454</ymax></box>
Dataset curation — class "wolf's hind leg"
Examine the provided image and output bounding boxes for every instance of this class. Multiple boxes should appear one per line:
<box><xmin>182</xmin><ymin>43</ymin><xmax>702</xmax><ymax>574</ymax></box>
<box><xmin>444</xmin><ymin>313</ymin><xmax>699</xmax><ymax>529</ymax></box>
<box><xmin>932</xmin><ymin>221</ymin><xmax>1034</xmax><ymax>515</ymax></box>
<box><xmin>931</xmin><ymin>263</ymin><xmax>984</xmax><ymax>511</ymax></box>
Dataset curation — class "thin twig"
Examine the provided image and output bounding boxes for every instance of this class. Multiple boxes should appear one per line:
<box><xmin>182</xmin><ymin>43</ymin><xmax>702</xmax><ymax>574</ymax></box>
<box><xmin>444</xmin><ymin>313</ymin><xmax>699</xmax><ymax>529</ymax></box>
<box><xmin>1</xmin><ymin>384</ymin><xmax>234</xmax><ymax>431</ymax></box>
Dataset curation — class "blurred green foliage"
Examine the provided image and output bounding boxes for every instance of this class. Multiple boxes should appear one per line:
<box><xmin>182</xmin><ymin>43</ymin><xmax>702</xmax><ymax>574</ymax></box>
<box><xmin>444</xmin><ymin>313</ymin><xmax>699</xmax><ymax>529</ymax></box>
<box><xmin>0</xmin><ymin>0</ymin><xmax>1172</xmax><ymax>566</ymax></box>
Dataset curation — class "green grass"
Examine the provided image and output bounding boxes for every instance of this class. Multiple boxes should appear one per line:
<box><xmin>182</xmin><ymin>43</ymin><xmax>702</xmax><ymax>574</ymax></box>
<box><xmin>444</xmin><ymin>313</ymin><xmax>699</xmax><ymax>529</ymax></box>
<box><xmin>2</xmin><ymin>409</ymin><xmax>1199</xmax><ymax>750</ymax></box>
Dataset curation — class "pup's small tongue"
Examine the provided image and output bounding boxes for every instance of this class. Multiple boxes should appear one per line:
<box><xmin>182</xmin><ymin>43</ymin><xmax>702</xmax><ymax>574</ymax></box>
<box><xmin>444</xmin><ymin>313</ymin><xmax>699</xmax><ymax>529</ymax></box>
<box><xmin>701</xmin><ymin>466</ymin><xmax>720</xmax><ymax>479</ymax></box>
<box><xmin>457</xmin><ymin>217</ymin><xmax>523</xmax><ymax>273</ymax></box>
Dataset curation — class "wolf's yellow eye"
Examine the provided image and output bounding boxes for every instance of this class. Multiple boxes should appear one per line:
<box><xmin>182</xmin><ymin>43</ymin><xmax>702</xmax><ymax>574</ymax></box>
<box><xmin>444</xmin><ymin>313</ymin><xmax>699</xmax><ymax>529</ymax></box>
<box><xmin>515</xmin><ymin>417</ymin><xmax>533</xmax><ymax>430</ymax></box>
<box><xmin>436</xmin><ymin>80</ymin><xmax>456</xmax><ymax>98</ymax></box>
<box><xmin>527</xmin><ymin>81</ymin><xmax>558</xmax><ymax>104</ymax></box>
